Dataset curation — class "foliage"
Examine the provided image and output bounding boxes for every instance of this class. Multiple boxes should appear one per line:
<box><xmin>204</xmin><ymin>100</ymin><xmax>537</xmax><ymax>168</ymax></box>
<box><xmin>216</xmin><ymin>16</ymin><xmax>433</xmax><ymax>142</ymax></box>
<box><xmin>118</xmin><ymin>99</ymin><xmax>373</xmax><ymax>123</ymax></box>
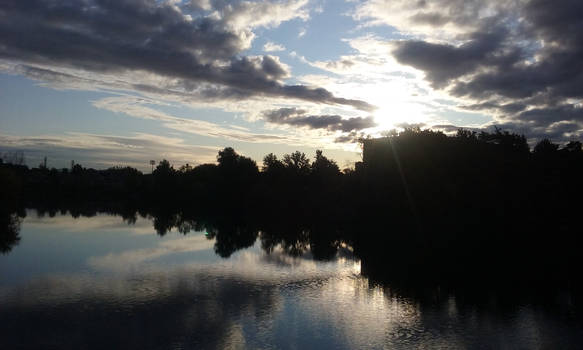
<box><xmin>283</xmin><ymin>151</ymin><xmax>310</xmax><ymax>175</ymax></box>
<box><xmin>533</xmin><ymin>138</ymin><xmax>559</xmax><ymax>154</ymax></box>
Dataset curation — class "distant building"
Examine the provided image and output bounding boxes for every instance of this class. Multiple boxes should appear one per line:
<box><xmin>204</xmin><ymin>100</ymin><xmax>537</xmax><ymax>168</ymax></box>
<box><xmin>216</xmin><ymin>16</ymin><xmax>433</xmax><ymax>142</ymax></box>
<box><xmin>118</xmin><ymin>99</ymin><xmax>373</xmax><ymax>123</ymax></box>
<box><xmin>361</xmin><ymin>137</ymin><xmax>392</xmax><ymax>165</ymax></box>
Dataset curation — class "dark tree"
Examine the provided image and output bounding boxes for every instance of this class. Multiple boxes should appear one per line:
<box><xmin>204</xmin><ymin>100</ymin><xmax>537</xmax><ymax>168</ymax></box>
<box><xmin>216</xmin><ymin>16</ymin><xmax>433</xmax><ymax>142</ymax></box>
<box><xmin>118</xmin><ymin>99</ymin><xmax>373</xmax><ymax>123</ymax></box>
<box><xmin>153</xmin><ymin>159</ymin><xmax>174</xmax><ymax>176</ymax></box>
<box><xmin>283</xmin><ymin>151</ymin><xmax>311</xmax><ymax>175</ymax></box>
<box><xmin>311</xmin><ymin>150</ymin><xmax>340</xmax><ymax>177</ymax></box>
<box><xmin>562</xmin><ymin>141</ymin><xmax>582</xmax><ymax>153</ymax></box>
<box><xmin>217</xmin><ymin>147</ymin><xmax>238</xmax><ymax>169</ymax></box>
<box><xmin>262</xmin><ymin>153</ymin><xmax>284</xmax><ymax>173</ymax></box>
<box><xmin>534</xmin><ymin>139</ymin><xmax>559</xmax><ymax>155</ymax></box>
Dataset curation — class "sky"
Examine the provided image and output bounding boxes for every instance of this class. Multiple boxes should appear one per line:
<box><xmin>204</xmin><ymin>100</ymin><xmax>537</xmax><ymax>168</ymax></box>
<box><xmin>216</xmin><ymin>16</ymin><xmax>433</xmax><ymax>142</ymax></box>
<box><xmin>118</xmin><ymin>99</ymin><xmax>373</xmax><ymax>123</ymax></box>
<box><xmin>1</xmin><ymin>0</ymin><xmax>582</xmax><ymax>171</ymax></box>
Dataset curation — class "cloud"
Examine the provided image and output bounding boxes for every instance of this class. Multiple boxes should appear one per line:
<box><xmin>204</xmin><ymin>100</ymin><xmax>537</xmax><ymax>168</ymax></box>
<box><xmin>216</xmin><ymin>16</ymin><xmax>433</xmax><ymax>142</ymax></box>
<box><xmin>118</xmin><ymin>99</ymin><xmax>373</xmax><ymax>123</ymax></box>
<box><xmin>291</xmin><ymin>36</ymin><xmax>439</xmax><ymax>131</ymax></box>
<box><xmin>0</xmin><ymin>0</ymin><xmax>371</xmax><ymax>111</ymax></box>
<box><xmin>391</xmin><ymin>27</ymin><xmax>511</xmax><ymax>88</ymax></box>
<box><xmin>289</xmin><ymin>51</ymin><xmax>309</xmax><ymax>64</ymax></box>
<box><xmin>298</xmin><ymin>27</ymin><xmax>307</xmax><ymax>38</ymax></box>
<box><xmin>262</xmin><ymin>108</ymin><xmax>377</xmax><ymax>132</ymax></box>
<box><xmin>92</xmin><ymin>96</ymin><xmax>365</xmax><ymax>151</ymax></box>
<box><xmin>88</xmin><ymin>235</ymin><xmax>214</xmax><ymax>272</ymax></box>
<box><xmin>353</xmin><ymin>0</ymin><xmax>583</xmax><ymax>142</ymax></box>
<box><xmin>515</xmin><ymin>104</ymin><xmax>583</xmax><ymax>127</ymax></box>
<box><xmin>0</xmin><ymin>132</ymin><xmax>219</xmax><ymax>170</ymax></box>
<box><xmin>333</xmin><ymin>131</ymin><xmax>368</xmax><ymax>144</ymax></box>
<box><xmin>318</xmin><ymin>59</ymin><xmax>356</xmax><ymax>71</ymax></box>
<box><xmin>92</xmin><ymin>96</ymin><xmax>294</xmax><ymax>144</ymax></box>
<box><xmin>217</xmin><ymin>0</ymin><xmax>310</xmax><ymax>30</ymax></box>
<box><xmin>25</xmin><ymin>215</ymin><xmax>155</xmax><ymax>235</ymax></box>
<box><xmin>263</xmin><ymin>42</ymin><xmax>286</xmax><ymax>52</ymax></box>
<box><xmin>430</xmin><ymin>119</ymin><xmax>583</xmax><ymax>143</ymax></box>
<box><xmin>185</xmin><ymin>0</ymin><xmax>212</xmax><ymax>11</ymax></box>
<box><xmin>354</xmin><ymin>0</ymin><xmax>516</xmax><ymax>38</ymax></box>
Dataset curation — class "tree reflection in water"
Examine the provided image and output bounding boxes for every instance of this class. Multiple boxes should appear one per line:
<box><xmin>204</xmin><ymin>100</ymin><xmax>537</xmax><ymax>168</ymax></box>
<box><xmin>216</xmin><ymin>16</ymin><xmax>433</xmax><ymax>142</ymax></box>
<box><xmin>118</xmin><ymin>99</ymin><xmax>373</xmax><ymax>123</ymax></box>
<box><xmin>0</xmin><ymin>211</ymin><xmax>24</xmax><ymax>254</ymax></box>
<box><xmin>1</xmin><ymin>209</ymin><xmax>583</xmax><ymax>350</ymax></box>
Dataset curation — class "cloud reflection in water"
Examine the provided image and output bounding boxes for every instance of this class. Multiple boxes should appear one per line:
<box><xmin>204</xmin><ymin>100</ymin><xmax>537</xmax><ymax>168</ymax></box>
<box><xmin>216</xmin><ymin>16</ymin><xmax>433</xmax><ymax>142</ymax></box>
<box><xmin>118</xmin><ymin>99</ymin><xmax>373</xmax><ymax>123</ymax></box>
<box><xmin>0</xmin><ymin>212</ymin><xmax>580</xmax><ymax>349</ymax></box>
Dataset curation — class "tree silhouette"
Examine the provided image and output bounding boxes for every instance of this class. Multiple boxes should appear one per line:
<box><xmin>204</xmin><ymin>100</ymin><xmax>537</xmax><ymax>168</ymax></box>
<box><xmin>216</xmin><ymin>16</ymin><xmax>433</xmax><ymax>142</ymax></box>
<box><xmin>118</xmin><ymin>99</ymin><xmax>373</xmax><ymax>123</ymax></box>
<box><xmin>154</xmin><ymin>159</ymin><xmax>174</xmax><ymax>175</ymax></box>
<box><xmin>311</xmin><ymin>150</ymin><xmax>340</xmax><ymax>176</ymax></box>
<box><xmin>217</xmin><ymin>147</ymin><xmax>238</xmax><ymax>168</ymax></box>
<box><xmin>283</xmin><ymin>151</ymin><xmax>310</xmax><ymax>175</ymax></box>
<box><xmin>262</xmin><ymin>153</ymin><xmax>284</xmax><ymax>173</ymax></box>
<box><xmin>0</xmin><ymin>213</ymin><xmax>22</xmax><ymax>254</ymax></box>
<box><xmin>179</xmin><ymin>163</ymin><xmax>193</xmax><ymax>173</ymax></box>
<box><xmin>563</xmin><ymin>141</ymin><xmax>582</xmax><ymax>153</ymax></box>
<box><xmin>534</xmin><ymin>138</ymin><xmax>559</xmax><ymax>155</ymax></box>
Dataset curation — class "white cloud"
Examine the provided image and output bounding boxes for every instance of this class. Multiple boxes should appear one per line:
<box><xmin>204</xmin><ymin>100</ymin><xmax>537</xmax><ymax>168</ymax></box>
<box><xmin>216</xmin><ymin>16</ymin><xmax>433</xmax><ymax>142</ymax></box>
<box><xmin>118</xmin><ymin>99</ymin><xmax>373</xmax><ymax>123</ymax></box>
<box><xmin>289</xmin><ymin>51</ymin><xmax>309</xmax><ymax>64</ymax></box>
<box><xmin>92</xmin><ymin>96</ymin><xmax>296</xmax><ymax>144</ymax></box>
<box><xmin>93</xmin><ymin>95</ymin><xmax>370</xmax><ymax>150</ymax></box>
<box><xmin>263</xmin><ymin>42</ymin><xmax>286</xmax><ymax>52</ymax></box>
<box><xmin>353</xmin><ymin>0</ymin><xmax>516</xmax><ymax>41</ymax></box>
<box><xmin>298</xmin><ymin>27</ymin><xmax>307</xmax><ymax>38</ymax></box>
<box><xmin>88</xmin><ymin>235</ymin><xmax>214</xmax><ymax>272</ymax></box>
<box><xmin>24</xmin><ymin>213</ymin><xmax>154</xmax><ymax>235</ymax></box>
<box><xmin>218</xmin><ymin>0</ymin><xmax>310</xmax><ymax>31</ymax></box>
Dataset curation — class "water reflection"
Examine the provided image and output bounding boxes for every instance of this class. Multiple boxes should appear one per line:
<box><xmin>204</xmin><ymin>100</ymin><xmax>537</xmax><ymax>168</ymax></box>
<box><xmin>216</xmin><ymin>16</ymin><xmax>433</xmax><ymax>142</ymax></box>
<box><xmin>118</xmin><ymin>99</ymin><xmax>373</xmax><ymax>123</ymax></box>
<box><xmin>0</xmin><ymin>211</ymin><xmax>582</xmax><ymax>349</ymax></box>
<box><xmin>0</xmin><ymin>211</ymin><xmax>23</xmax><ymax>254</ymax></box>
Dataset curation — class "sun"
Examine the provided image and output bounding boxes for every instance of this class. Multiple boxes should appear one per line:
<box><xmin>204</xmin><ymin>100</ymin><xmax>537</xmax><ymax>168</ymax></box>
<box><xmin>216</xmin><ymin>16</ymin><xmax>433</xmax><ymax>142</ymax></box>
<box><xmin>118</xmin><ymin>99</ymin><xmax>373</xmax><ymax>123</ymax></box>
<box><xmin>371</xmin><ymin>101</ymin><xmax>428</xmax><ymax>131</ymax></box>
<box><xmin>339</xmin><ymin>78</ymin><xmax>431</xmax><ymax>133</ymax></box>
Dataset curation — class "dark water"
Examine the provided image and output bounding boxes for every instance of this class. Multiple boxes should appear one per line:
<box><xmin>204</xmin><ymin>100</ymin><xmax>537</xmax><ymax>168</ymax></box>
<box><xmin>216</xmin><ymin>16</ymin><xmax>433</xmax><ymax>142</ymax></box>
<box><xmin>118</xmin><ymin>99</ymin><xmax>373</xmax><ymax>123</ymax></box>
<box><xmin>1</xmin><ymin>212</ymin><xmax>582</xmax><ymax>349</ymax></box>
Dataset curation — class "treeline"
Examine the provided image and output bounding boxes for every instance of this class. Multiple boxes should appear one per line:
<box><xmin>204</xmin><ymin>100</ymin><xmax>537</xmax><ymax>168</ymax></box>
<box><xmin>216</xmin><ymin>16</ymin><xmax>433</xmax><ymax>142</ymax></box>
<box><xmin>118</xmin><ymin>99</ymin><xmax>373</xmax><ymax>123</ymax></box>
<box><xmin>1</xmin><ymin>128</ymin><xmax>583</xmax><ymax>286</ymax></box>
<box><xmin>0</xmin><ymin>146</ymin><xmax>352</xmax><ymax>218</ymax></box>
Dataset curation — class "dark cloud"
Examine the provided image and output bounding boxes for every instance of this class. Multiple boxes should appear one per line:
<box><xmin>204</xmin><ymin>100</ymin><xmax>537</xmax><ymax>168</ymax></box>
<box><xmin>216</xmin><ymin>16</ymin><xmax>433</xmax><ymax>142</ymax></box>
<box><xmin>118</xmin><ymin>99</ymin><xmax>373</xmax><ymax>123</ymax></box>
<box><xmin>334</xmin><ymin>131</ymin><xmax>366</xmax><ymax>144</ymax></box>
<box><xmin>263</xmin><ymin>107</ymin><xmax>308</xmax><ymax>119</ymax></box>
<box><xmin>409</xmin><ymin>12</ymin><xmax>450</xmax><ymax>26</ymax></box>
<box><xmin>0</xmin><ymin>0</ymin><xmax>372</xmax><ymax>111</ymax></box>
<box><xmin>394</xmin><ymin>122</ymin><xmax>427</xmax><ymax>129</ymax></box>
<box><xmin>185</xmin><ymin>0</ymin><xmax>212</xmax><ymax>11</ymax></box>
<box><xmin>323</xmin><ymin>59</ymin><xmax>356</xmax><ymax>70</ymax></box>
<box><xmin>491</xmin><ymin>121</ymin><xmax>583</xmax><ymax>142</ymax></box>
<box><xmin>408</xmin><ymin>0</ymin><xmax>505</xmax><ymax>28</ymax></box>
<box><xmin>263</xmin><ymin>108</ymin><xmax>377</xmax><ymax>132</ymax></box>
<box><xmin>387</xmin><ymin>0</ymin><xmax>583</xmax><ymax>140</ymax></box>
<box><xmin>333</xmin><ymin>134</ymin><xmax>356</xmax><ymax>143</ymax></box>
<box><xmin>393</xmin><ymin>28</ymin><xmax>511</xmax><ymax>88</ymax></box>
<box><xmin>544</xmin><ymin>121</ymin><xmax>582</xmax><ymax>137</ymax></box>
<box><xmin>279</xmin><ymin>86</ymin><xmax>375</xmax><ymax>112</ymax></box>
<box><xmin>516</xmin><ymin>105</ymin><xmax>583</xmax><ymax>127</ymax></box>
<box><xmin>462</xmin><ymin>101</ymin><xmax>528</xmax><ymax>115</ymax></box>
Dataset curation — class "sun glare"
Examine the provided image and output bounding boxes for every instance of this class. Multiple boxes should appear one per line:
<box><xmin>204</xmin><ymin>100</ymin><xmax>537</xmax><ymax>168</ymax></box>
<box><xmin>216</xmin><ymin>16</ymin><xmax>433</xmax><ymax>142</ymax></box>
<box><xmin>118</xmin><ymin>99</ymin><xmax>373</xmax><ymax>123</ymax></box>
<box><xmin>363</xmin><ymin>80</ymin><xmax>430</xmax><ymax>132</ymax></box>
<box><xmin>328</xmin><ymin>73</ymin><xmax>431</xmax><ymax>133</ymax></box>
<box><xmin>372</xmin><ymin>101</ymin><xmax>428</xmax><ymax>131</ymax></box>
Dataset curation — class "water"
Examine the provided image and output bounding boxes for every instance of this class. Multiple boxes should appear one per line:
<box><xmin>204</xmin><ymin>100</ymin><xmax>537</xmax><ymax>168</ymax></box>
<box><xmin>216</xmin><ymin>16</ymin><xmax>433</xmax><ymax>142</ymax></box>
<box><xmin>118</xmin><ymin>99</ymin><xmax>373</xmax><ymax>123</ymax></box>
<box><xmin>1</xmin><ymin>211</ymin><xmax>582</xmax><ymax>349</ymax></box>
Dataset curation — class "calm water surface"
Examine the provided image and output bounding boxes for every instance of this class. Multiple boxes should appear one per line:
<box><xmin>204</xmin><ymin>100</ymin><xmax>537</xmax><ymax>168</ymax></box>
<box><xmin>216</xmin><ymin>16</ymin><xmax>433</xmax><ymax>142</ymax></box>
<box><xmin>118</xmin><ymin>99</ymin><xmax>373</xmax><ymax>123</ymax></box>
<box><xmin>1</xmin><ymin>211</ymin><xmax>582</xmax><ymax>349</ymax></box>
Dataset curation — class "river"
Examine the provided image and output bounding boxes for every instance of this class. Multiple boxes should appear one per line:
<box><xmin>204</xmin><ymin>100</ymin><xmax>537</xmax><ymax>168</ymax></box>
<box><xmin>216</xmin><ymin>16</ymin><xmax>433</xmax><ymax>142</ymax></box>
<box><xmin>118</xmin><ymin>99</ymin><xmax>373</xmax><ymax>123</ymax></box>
<box><xmin>1</xmin><ymin>211</ymin><xmax>582</xmax><ymax>349</ymax></box>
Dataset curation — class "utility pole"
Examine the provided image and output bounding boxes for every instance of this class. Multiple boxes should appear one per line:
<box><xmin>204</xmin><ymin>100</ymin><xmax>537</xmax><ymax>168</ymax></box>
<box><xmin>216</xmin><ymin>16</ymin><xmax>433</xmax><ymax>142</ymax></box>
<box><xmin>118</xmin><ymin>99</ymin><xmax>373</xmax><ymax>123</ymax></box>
<box><xmin>150</xmin><ymin>160</ymin><xmax>156</xmax><ymax>173</ymax></box>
